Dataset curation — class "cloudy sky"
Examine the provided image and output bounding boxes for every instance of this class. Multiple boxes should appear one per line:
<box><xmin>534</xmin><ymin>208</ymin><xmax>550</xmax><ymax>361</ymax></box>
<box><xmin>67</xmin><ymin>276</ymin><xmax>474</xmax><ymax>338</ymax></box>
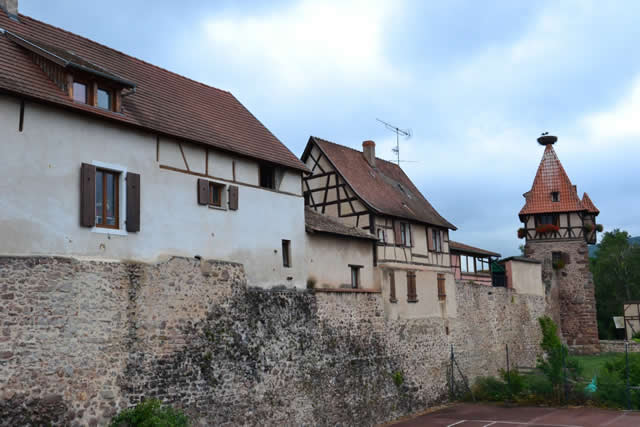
<box><xmin>21</xmin><ymin>0</ymin><xmax>640</xmax><ymax>256</ymax></box>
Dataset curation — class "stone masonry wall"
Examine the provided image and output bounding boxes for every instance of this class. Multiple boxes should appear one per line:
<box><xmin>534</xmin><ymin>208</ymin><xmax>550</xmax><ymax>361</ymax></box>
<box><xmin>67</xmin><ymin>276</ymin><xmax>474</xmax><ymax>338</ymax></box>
<box><xmin>0</xmin><ymin>256</ymin><xmax>546</xmax><ymax>426</ymax></box>
<box><xmin>525</xmin><ymin>239</ymin><xmax>599</xmax><ymax>354</ymax></box>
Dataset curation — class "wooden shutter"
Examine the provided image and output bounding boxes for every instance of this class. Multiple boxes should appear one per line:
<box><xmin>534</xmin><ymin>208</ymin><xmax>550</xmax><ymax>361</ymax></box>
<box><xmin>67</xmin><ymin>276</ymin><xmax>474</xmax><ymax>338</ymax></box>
<box><xmin>126</xmin><ymin>172</ymin><xmax>140</xmax><ymax>232</ymax></box>
<box><xmin>408</xmin><ymin>224</ymin><xmax>414</xmax><ymax>247</ymax></box>
<box><xmin>389</xmin><ymin>270</ymin><xmax>397</xmax><ymax>302</ymax></box>
<box><xmin>197</xmin><ymin>179</ymin><xmax>209</xmax><ymax>205</ymax></box>
<box><xmin>80</xmin><ymin>163</ymin><xmax>96</xmax><ymax>227</ymax></box>
<box><xmin>437</xmin><ymin>273</ymin><xmax>446</xmax><ymax>300</ymax></box>
<box><xmin>228</xmin><ymin>185</ymin><xmax>239</xmax><ymax>210</ymax></box>
<box><xmin>407</xmin><ymin>271</ymin><xmax>417</xmax><ymax>302</ymax></box>
<box><xmin>393</xmin><ymin>221</ymin><xmax>402</xmax><ymax>246</ymax></box>
<box><xmin>427</xmin><ymin>227</ymin><xmax>435</xmax><ymax>251</ymax></box>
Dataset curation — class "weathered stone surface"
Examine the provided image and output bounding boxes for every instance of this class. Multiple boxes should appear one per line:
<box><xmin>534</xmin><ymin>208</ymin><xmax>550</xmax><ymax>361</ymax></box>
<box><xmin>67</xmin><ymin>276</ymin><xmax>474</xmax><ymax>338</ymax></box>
<box><xmin>0</xmin><ymin>256</ymin><xmax>545</xmax><ymax>426</ymax></box>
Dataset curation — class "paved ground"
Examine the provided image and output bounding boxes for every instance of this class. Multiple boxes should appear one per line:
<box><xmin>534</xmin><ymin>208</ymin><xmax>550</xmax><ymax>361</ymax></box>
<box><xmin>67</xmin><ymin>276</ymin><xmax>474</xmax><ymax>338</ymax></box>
<box><xmin>389</xmin><ymin>403</ymin><xmax>640</xmax><ymax>427</ymax></box>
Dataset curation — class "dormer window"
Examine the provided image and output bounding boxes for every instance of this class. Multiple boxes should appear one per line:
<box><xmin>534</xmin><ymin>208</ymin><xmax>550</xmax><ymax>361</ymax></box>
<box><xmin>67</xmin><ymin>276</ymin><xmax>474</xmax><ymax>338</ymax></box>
<box><xmin>97</xmin><ymin>88</ymin><xmax>112</xmax><ymax>110</ymax></box>
<box><xmin>551</xmin><ymin>191</ymin><xmax>559</xmax><ymax>202</ymax></box>
<box><xmin>73</xmin><ymin>82</ymin><xmax>88</xmax><ymax>103</ymax></box>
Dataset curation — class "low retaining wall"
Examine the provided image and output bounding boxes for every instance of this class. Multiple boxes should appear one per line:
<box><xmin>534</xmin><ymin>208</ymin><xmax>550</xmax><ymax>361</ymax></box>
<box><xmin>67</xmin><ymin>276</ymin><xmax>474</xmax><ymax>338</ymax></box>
<box><xmin>600</xmin><ymin>340</ymin><xmax>640</xmax><ymax>353</ymax></box>
<box><xmin>0</xmin><ymin>256</ymin><xmax>546</xmax><ymax>426</ymax></box>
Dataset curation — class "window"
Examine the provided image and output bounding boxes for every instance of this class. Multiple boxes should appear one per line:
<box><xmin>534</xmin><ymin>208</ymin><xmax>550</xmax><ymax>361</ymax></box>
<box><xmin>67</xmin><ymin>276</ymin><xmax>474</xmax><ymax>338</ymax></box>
<box><xmin>389</xmin><ymin>270</ymin><xmax>397</xmax><ymax>303</ymax></box>
<box><xmin>73</xmin><ymin>82</ymin><xmax>87</xmax><ymax>104</ymax></box>
<box><xmin>476</xmin><ymin>258</ymin><xmax>490</xmax><ymax>273</ymax></box>
<box><xmin>437</xmin><ymin>273</ymin><xmax>446</xmax><ymax>300</ymax></box>
<box><xmin>400</xmin><ymin>222</ymin><xmax>411</xmax><ymax>246</ymax></box>
<box><xmin>407</xmin><ymin>271</ymin><xmax>417</xmax><ymax>302</ymax></box>
<box><xmin>551</xmin><ymin>191</ymin><xmax>559</xmax><ymax>202</ymax></box>
<box><xmin>95</xmin><ymin>169</ymin><xmax>119</xmax><ymax>228</ymax></box>
<box><xmin>552</xmin><ymin>251</ymin><xmax>562</xmax><ymax>264</ymax></box>
<box><xmin>260</xmin><ymin>165</ymin><xmax>275</xmax><ymax>189</ymax></box>
<box><xmin>460</xmin><ymin>255</ymin><xmax>473</xmax><ymax>273</ymax></box>
<box><xmin>432</xmin><ymin>229</ymin><xmax>442</xmax><ymax>252</ymax></box>
<box><xmin>282</xmin><ymin>240</ymin><xmax>291</xmax><ymax>268</ymax></box>
<box><xmin>209</xmin><ymin>182</ymin><xmax>224</xmax><ymax>207</ymax></box>
<box><xmin>97</xmin><ymin>88</ymin><xmax>111</xmax><ymax>110</ymax></box>
<box><xmin>350</xmin><ymin>265</ymin><xmax>362</xmax><ymax>289</ymax></box>
<box><xmin>537</xmin><ymin>214</ymin><xmax>558</xmax><ymax>226</ymax></box>
<box><xmin>377</xmin><ymin>228</ymin><xmax>386</xmax><ymax>243</ymax></box>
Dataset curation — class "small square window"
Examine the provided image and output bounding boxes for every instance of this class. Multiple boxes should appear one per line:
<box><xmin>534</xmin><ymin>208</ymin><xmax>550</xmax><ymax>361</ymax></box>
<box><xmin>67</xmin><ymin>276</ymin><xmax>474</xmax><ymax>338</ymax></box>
<box><xmin>551</xmin><ymin>191</ymin><xmax>559</xmax><ymax>202</ymax></box>
<box><xmin>260</xmin><ymin>165</ymin><xmax>275</xmax><ymax>189</ymax></box>
<box><xmin>73</xmin><ymin>82</ymin><xmax>87</xmax><ymax>104</ymax></box>
<box><xmin>377</xmin><ymin>228</ymin><xmax>385</xmax><ymax>242</ymax></box>
<box><xmin>282</xmin><ymin>239</ymin><xmax>291</xmax><ymax>268</ymax></box>
<box><xmin>209</xmin><ymin>182</ymin><xmax>224</xmax><ymax>207</ymax></box>
<box><xmin>350</xmin><ymin>265</ymin><xmax>362</xmax><ymax>289</ymax></box>
<box><xmin>432</xmin><ymin>229</ymin><xmax>442</xmax><ymax>252</ymax></box>
<box><xmin>97</xmin><ymin>88</ymin><xmax>111</xmax><ymax>110</ymax></box>
<box><xmin>400</xmin><ymin>222</ymin><xmax>411</xmax><ymax>246</ymax></box>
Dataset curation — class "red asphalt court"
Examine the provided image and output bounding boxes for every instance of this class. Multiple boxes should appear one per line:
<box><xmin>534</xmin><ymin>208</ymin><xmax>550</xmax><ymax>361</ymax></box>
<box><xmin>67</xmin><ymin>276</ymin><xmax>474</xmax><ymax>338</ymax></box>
<box><xmin>389</xmin><ymin>403</ymin><xmax>640</xmax><ymax>427</ymax></box>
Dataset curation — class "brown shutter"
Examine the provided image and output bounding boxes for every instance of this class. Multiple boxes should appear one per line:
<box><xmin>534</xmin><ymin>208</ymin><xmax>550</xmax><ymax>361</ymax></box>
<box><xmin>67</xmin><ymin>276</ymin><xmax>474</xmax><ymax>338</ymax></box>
<box><xmin>437</xmin><ymin>273</ymin><xmax>446</xmax><ymax>299</ymax></box>
<box><xmin>80</xmin><ymin>163</ymin><xmax>96</xmax><ymax>227</ymax></box>
<box><xmin>389</xmin><ymin>271</ymin><xmax>397</xmax><ymax>302</ymax></box>
<box><xmin>407</xmin><ymin>271</ymin><xmax>417</xmax><ymax>302</ymax></box>
<box><xmin>394</xmin><ymin>221</ymin><xmax>402</xmax><ymax>246</ymax></box>
<box><xmin>427</xmin><ymin>227</ymin><xmax>435</xmax><ymax>251</ymax></box>
<box><xmin>197</xmin><ymin>179</ymin><xmax>209</xmax><ymax>205</ymax></box>
<box><xmin>228</xmin><ymin>185</ymin><xmax>239</xmax><ymax>210</ymax></box>
<box><xmin>409</xmin><ymin>224</ymin><xmax>414</xmax><ymax>247</ymax></box>
<box><xmin>126</xmin><ymin>172</ymin><xmax>140</xmax><ymax>232</ymax></box>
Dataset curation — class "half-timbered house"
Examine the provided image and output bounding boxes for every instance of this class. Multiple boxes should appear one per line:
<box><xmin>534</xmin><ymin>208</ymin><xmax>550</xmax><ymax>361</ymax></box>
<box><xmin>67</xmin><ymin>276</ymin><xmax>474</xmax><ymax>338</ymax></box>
<box><xmin>0</xmin><ymin>5</ymin><xmax>309</xmax><ymax>288</ymax></box>
<box><xmin>301</xmin><ymin>137</ymin><xmax>458</xmax><ymax>320</ymax></box>
<box><xmin>449</xmin><ymin>241</ymin><xmax>500</xmax><ymax>286</ymax></box>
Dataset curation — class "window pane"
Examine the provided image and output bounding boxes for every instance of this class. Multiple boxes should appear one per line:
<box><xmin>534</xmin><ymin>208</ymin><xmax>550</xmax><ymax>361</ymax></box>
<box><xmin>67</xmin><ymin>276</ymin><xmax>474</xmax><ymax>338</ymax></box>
<box><xmin>73</xmin><ymin>82</ymin><xmax>87</xmax><ymax>103</ymax></box>
<box><xmin>97</xmin><ymin>88</ymin><xmax>111</xmax><ymax>110</ymax></box>
<box><xmin>106</xmin><ymin>172</ymin><xmax>116</xmax><ymax>226</ymax></box>
<box><xmin>95</xmin><ymin>170</ymin><xmax>103</xmax><ymax>224</ymax></box>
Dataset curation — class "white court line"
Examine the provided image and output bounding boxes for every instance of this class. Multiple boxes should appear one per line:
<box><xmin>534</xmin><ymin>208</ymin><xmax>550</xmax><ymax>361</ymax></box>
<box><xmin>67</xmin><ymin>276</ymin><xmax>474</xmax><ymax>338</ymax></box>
<box><xmin>447</xmin><ymin>420</ymin><xmax>582</xmax><ymax>427</ymax></box>
<box><xmin>446</xmin><ymin>421</ymin><xmax>467</xmax><ymax>427</ymax></box>
<box><xmin>600</xmin><ymin>413</ymin><xmax>627</xmax><ymax>426</ymax></box>
<box><xmin>483</xmin><ymin>422</ymin><xmax>497</xmax><ymax>426</ymax></box>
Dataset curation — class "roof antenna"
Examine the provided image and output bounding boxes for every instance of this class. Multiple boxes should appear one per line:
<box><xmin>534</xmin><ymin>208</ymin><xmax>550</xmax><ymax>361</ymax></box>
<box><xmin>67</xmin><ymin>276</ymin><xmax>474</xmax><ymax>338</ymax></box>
<box><xmin>376</xmin><ymin>118</ymin><xmax>412</xmax><ymax>165</ymax></box>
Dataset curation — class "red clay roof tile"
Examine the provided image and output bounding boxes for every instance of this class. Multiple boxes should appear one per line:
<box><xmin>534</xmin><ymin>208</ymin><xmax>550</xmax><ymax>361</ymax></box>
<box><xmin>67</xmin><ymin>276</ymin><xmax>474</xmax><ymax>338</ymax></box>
<box><xmin>581</xmin><ymin>192</ymin><xmax>600</xmax><ymax>215</ymax></box>
<box><xmin>0</xmin><ymin>13</ymin><xmax>307</xmax><ymax>172</ymax></box>
<box><xmin>448</xmin><ymin>240</ymin><xmax>500</xmax><ymax>257</ymax></box>
<box><xmin>308</xmin><ymin>137</ymin><xmax>456</xmax><ymax>229</ymax></box>
<box><xmin>520</xmin><ymin>144</ymin><xmax>586</xmax><ymax>215</ymax></box>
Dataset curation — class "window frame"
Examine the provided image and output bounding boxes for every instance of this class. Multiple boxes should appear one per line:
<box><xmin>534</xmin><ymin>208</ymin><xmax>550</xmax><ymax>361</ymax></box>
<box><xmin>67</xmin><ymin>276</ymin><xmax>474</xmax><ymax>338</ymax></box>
<box><xmin>208</xmin><ymin>182</ymin><xmax>224</xmax><ymax>208</ymax></box>
<box><xmin>282</xmin><ymin>239</ymin><xmax>291</xmax><ymax>268</ymax></box>
<box><xmin>389</xmin><ymin>270</ymin><xmax>397</xmax><ymax>303</ymax></box>
<box><xmin>259</xmin><ymin>164</ymin><xmax>276</xmax><ymax>190</ymax></box>
<box><xmin>377</xmin><ymin>228</ymin><xmax>386</xmax><ymax>243</ymax></box>
<box><xmin>97</xmin><ymin>87</ymin><xmax>112</xmax><ymax>110</ymax></box>
<box><xmin>536</xmin><ymin>213</ymin><xmax>558</xmax><ymax>227</ymax></box>
<box><xmin>89</xmin><ymin>161</ymin><xmax>128</xmax><ymax>236</ymax></box>
<box><xmin>432</xmin><ymin>229</ymin><xmax>442</xmax><ymax>252</ymax></box>
<box><xmin>349</xmin><ymin>264</ymin><xmax>362</xmax><ymax>289</ymax></box>
<box><xmin>73</xmin><ymin>81</ymin><xmax>89</xmax><ymax>104</ymax></box>
<box><xmin>551</xmin><ymin>191</ymin><xmax>560</xmax><ymax>202</ymax></box>
<box><xmin>400</xmin><ymin>222</ymin><xmax>411</xmax><ymax>247</ymax></box>
<box><xmin>95</xmin><ymin>168</ymin><xmax>120</xmax><ymax>230</ymax></box>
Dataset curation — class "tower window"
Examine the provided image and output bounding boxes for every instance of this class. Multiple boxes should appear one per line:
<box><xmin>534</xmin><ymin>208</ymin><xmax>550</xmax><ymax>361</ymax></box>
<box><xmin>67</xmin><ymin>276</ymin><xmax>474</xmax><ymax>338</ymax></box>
<box><xmin>282</xmin><ymin>240</ymin><xmax>291</xmax><ymax>267</ymax></box>
<box><xmin>551</xmin><ymin>191</ymin><xmax>559</xmax><ymax>202</ymax></box>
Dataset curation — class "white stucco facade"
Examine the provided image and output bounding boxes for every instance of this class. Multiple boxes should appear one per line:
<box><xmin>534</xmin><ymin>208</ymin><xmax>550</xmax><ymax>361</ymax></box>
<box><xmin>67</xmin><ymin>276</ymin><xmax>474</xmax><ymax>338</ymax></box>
<box><xmin>0</xmin><ymin>96</ymin><xmax>306</xmax><ymax>288</ymax></box>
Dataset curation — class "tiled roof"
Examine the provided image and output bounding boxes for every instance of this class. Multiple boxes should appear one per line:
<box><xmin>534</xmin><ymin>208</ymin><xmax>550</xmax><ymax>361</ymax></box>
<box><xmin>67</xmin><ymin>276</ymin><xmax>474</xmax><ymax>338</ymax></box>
<box><xmin>449</xmin><ymin>240</ymin><xmax>500</xmax><ymax>257</ymax></box>
<box><xmin>519</xmin><ymin>144</ymin><xmax>585</xmax><ymax>215</ymax></box>
<box><xmin>581</xmin><ymin>192</ymin><xmax>600</xmax><ymax>215</ymax></box>
<box><xmin>308</xmin><ymin>137</ymin><xmax>456</xmax><ymax>230</ymax></box>
<box><xmin>0</xmin><ymin>13</ymin><xmax>307</xmax><ymax>172</ymax></box>
<box><xmin>305</xmin><ymin>208</ymin><xmax>377</xmax><ymax>240</ymax></box>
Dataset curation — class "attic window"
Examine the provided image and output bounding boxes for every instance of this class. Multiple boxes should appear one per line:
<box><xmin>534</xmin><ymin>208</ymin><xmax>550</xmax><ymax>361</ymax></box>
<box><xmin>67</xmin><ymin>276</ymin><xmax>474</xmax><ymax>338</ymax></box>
<box><xmin>260</xmin><ymin>165</ymin><xmax>275</xmax><ymax>189</ymax></box>
<box><xmin>97</xmin><ymin>88</ymin><xmax>111</xmax><ymax>110</ymax></box>
<box><xmin>73</xmin><ymin>82</ymin><xmax>87</xmax><ymax>104</ymax></box>
<box><xmin>551</xmin><ymin>191</ymin><xmax>559</xmax><ymax>202</ymax></box>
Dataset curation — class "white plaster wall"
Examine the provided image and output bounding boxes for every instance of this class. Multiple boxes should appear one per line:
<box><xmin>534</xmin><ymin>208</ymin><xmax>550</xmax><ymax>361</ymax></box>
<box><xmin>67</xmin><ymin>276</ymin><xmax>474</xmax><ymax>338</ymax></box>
<box><xmin>0</xmin><ymin>97</ymin><xmax>306</xmax><ymax>288</ymax></box>
<box><xmin>305</xmin><ymin>233</ymin><xmax>375</xmax><ymax>289</ymax></box>
<box><xmin>510</xmin><ymin>261</ymin><xmax>544</xmax><ymax>296</ymax></box>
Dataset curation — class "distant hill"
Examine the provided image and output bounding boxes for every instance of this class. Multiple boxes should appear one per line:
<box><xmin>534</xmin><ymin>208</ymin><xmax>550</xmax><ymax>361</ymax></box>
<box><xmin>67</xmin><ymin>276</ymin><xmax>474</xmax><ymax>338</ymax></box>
<box><xmin>589</xmin><ymin>236</ymin><xmax>639</xmax><ymax>258</ymax></box>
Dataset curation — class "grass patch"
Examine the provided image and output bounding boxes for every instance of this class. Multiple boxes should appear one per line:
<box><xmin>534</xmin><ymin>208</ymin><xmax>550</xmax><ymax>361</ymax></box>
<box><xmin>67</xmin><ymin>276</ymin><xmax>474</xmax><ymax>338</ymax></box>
<box><xmin>570</xmin><ymin>353</ymin><xmax>622</xmax><ymax>380</ymax></box>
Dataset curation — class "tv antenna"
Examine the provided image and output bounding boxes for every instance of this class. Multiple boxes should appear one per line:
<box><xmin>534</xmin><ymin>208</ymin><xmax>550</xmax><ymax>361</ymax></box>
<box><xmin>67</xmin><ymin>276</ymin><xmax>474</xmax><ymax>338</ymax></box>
<box><xmin>376</xmin><ymin>118</ymin><xmax>412</xmax><ymax>165</ymax></box>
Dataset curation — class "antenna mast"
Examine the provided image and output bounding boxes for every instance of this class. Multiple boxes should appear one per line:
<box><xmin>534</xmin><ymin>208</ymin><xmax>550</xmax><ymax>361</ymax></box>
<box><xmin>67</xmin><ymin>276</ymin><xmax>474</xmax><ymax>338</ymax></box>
<box><xmin>376</xmin><ymin>118</ymin><xmax>412</xmax><ymax>165</ymax></box>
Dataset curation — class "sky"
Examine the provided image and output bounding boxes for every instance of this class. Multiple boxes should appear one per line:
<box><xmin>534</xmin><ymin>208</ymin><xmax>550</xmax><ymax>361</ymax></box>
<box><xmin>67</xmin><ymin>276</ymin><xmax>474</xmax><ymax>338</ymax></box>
<box><xmin>19</xmin><ymin>0</ymin><xmax>640</xmax><ymax>256</ymax></box>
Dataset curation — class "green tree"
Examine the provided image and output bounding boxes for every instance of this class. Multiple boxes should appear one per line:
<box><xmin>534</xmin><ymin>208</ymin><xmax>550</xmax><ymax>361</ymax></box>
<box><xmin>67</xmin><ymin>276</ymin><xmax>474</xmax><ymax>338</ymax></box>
<box><xmin>591</xmin><ymin>230</ymin><xmax>640</xmax><ymax>339</ymax></box>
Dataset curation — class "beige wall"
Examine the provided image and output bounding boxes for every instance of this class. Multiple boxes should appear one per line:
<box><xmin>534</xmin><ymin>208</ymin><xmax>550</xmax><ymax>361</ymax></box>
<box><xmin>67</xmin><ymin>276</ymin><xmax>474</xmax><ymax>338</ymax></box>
<box><xmin>0</xmin><ymin>96</ymin><xmax>306</xmax><ymax>288</ymax></box>
<box><xmin>506</xmin><ymin>260</ymin><xmax>544</xmax><ymax>296</ymax></box>
<box><xmin>305</xmin><ymin>233</ymin><xmax>375</xmax><ymax>289</ymax></box>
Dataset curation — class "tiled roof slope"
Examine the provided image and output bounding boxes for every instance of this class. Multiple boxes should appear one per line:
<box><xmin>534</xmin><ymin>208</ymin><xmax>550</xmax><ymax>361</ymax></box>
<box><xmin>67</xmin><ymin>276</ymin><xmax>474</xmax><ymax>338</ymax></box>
<box><xmin>520</xmin><ymin>144</ymin><xmax>585</xmax><ymax>215</ymax></box>
<box><xmin>309</xmin><ymin>137</ymin><xmax>456</xmax><ymax>230</ymax></box>
<box><xmin>449</xmin><ymin>240</ymin><xmax>500</xmax><ymax>257</ymax></box>
<box><xmin>305</xmin><ymin>207</ymin><xmax>377</xmax><ymax>240</ymax></box>
<box><xmin>581</xmin><ymin>192</ymin><xmax>600</xmax><ymax>214</ymax></box>
<box><xmin>0</xmin><ymin>13</ymin><xmax>307</xmax><ymax>172</ymax></box>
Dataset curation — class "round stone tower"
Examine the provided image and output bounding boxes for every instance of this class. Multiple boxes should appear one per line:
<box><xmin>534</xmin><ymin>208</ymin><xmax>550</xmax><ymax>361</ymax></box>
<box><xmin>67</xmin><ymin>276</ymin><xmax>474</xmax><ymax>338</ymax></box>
<box><xmin>519</xmin><ymin>134</ymin><xmax>600</xmax><ymax>354</ymax></box>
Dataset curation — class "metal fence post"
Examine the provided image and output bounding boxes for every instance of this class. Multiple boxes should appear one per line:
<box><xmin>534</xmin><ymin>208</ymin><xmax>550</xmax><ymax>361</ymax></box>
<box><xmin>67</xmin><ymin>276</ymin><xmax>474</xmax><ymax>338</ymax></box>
<box><xmin>626</xmin><ymin>341</ymin><xmax>631</xmax><ymax>410</ymax></box>
<box><xmin>561</xmin><ymin>347</ymin><xmax>568</xmax><ymax>403</ymax></box>
<box><xmin>506</xmin><ymin>344</ymin><xmax>511</xmax><ymax>396</ymax></box>
<box><xmin>450</xmin><ymin>344</ymin><xmax>454</xmax><ymax>398</ymax></box>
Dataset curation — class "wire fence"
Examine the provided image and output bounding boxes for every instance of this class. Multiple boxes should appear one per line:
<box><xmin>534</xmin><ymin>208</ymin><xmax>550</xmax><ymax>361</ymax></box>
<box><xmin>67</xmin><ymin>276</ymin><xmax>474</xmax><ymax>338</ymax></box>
<box><xmin>448</xmin><ymin>341</ymin><xmax>640</xmax><ymax>410</ymax></box>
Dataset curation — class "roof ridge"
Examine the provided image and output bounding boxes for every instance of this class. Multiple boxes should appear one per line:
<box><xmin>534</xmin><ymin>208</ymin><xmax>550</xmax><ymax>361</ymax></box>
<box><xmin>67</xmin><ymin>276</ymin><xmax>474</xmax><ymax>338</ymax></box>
<box><xmin>18</xmin><ymin>13</ymin><xmax>232</xmax><ymax>96</ymax></box>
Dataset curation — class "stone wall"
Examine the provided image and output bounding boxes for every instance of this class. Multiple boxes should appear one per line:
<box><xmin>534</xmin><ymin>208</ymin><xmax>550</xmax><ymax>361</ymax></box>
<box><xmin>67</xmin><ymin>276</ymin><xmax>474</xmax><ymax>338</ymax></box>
<box><xmin>525</xmin><ymin>239</ymin><xmax>599</xmax><ymax>354</ymax></box>
<box><xmin>0</xmin><ymin>256</ymin><xmax>546</xmax><ymax>426</ymax></box>
<box><xmin>600</xmin><ymin>340</ymin><xmax>640</xmax><ymax>354</ymax></box>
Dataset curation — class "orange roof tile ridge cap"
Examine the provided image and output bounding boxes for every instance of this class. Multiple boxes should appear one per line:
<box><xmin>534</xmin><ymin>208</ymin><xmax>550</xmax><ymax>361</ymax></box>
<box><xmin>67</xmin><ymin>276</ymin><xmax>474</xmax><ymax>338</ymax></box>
<box><xmin>17</xmin><ymin>13</ymin><xmax>232</xmax><ymax>96</ymax></box>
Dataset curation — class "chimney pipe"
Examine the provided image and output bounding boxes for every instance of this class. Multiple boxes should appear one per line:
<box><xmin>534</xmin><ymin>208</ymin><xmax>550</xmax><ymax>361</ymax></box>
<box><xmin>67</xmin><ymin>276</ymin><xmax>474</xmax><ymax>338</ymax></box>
<box><xmin>362</xmin><ymin>140</ymin><xmax>376</xmax><ymax>167</ymax></box>
<box><xmin>0</xmin><ymin>0</ymin><xmax>18</xmax><ymax>19</ymax></box>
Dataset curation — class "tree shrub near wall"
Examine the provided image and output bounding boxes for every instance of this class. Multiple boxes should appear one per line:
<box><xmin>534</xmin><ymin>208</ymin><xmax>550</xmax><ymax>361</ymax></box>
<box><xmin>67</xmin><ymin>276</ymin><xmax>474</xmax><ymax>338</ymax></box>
<box><xmin>110</xmin><ymin>399</ymin><xmax>189</xmax><ymax>427</ymax></box>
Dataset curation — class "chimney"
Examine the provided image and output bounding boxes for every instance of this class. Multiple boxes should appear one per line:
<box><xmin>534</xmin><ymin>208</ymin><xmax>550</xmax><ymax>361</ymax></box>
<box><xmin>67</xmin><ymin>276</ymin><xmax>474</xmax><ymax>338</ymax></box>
<box><xmin>0</xmin><ymin>0</ymin><xmax>18</xmax><ymax>19</ymax></box>
<box><xmin>362</xmin><ymin>140</ymin><xmax>376</xmax><ymax>167</ymax></box>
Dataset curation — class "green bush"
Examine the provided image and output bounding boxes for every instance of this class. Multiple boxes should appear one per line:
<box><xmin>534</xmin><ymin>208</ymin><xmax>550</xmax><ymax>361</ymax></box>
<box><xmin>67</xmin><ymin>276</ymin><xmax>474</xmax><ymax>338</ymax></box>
<box><xmin>110</xmin><ymin>399</ymin><xmax>190</xmax><ymax>427</ymax></box>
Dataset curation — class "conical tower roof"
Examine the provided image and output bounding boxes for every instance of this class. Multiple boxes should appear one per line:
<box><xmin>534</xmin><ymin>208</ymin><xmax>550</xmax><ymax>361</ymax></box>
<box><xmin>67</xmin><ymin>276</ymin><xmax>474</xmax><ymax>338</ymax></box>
<box><xmin>520</xmin><ymin>142</ymin><xmax>585</xmax><ymax>215</ymax></box>
<box><xmin>581</xmin><ymin>192</ymin><xmax>600</xmax><ymax>215</ymax></box>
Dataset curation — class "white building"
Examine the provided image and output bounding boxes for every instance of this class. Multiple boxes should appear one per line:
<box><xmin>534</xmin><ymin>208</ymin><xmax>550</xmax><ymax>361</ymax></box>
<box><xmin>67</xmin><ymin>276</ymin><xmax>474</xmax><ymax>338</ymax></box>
<box><xmin>0</xmin><ymin>3</ymin><xmax>309</xmax><ymax>288</ymax></box>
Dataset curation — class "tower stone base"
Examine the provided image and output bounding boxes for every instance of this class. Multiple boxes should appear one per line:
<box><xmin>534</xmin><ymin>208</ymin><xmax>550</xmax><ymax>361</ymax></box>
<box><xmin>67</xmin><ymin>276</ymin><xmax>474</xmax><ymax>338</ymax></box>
<box><xmin>525</xmin><ymin>239</ymin><xmax>600</xmax><ymax>354</ymax></box>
